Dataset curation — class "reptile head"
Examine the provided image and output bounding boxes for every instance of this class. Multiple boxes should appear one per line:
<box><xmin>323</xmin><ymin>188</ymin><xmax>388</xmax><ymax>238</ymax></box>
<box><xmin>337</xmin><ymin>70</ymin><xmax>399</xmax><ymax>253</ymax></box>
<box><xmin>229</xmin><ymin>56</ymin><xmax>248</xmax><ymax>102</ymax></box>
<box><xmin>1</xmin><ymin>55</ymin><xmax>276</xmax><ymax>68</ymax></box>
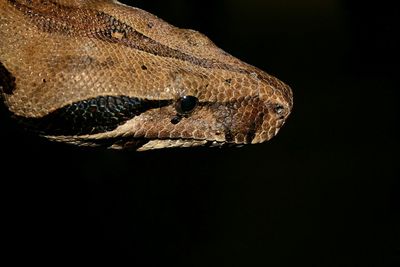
<box><xmin>43</xmin><ymin>62</ymin><xmax>293</xmax><ymax>151</ymax></box>
<box><xmin>1</xmin><ymin>0</ymin><xmax>292</xmax><ymax>151</ymax></box>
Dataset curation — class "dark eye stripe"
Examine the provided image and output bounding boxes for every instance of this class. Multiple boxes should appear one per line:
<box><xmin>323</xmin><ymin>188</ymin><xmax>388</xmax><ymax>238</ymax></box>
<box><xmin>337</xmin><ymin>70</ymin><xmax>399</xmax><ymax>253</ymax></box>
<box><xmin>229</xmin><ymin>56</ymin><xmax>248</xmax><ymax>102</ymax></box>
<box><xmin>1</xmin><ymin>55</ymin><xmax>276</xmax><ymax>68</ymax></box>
<box><xmin>14</xmin><ymin>96</ymin><xmax>172</xmax><ymax>136</ymax></box>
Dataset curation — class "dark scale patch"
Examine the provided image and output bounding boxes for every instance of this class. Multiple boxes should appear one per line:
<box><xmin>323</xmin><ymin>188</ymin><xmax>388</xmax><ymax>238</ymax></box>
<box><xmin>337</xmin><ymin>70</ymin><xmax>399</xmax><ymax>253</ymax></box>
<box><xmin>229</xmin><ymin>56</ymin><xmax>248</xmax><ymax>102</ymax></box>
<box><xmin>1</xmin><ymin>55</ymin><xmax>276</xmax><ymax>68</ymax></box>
<box><xmin>224</xmin><ymin>130</ymin><xmax>235</xmax><ymax>143</ymax></box>
<box><xmin>0</xmin><ymin>62</ymin><xmax>16</xmax><ymax>95</ymax></box>
<box><xmin>170</xmin><ymin>115</ymin><xmax>182</xmax><ymax>125</ymax></box>
<box><xmin>245</xmin><ymin>124</ymin><xmax>257</xmax><ymax>144</ymax></box>
<box><xmin>246</xmin><ymin>111</ymin><xmax>265</xmax><ymax>144</ymax></box>
<box><xmin>147</xmin><ymin>22</ymin><xmax>154</xmax><ymax>29</ymax></box>
<box><xmin>16</xmin><ymin>96</ymin><xmax>172</xmax><ymax>136</ymax></box>
<box><xmin>225</xmin><ymin>78</ymin><xmax>232</xmax><ymax>84</ymax></box>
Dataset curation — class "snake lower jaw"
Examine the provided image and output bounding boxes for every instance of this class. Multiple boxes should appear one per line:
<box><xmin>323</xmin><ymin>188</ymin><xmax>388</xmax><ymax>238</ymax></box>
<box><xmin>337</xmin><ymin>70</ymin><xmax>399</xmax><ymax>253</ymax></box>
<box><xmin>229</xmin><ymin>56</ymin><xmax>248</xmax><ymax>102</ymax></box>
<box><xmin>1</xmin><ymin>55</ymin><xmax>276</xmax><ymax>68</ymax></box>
<box><xmin>136</xmin><ymin>139</ymin><xmax>249</xmax><ymax>151</ymax></box>
<box><xmin>46</xmin><ymin>134</ymin><xmax>250</xmax><ymax>151</ymax></box>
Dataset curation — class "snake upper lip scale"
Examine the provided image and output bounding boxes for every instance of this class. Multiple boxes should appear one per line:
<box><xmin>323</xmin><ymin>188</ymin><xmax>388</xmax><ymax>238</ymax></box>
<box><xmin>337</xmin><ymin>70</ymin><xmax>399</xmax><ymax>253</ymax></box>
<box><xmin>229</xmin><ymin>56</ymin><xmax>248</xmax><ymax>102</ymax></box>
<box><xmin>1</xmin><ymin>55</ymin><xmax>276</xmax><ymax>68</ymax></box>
<box><xmin>0</xmin><ymin>0</ymin><xmax>293</xmax><ymax>151</ymax></box>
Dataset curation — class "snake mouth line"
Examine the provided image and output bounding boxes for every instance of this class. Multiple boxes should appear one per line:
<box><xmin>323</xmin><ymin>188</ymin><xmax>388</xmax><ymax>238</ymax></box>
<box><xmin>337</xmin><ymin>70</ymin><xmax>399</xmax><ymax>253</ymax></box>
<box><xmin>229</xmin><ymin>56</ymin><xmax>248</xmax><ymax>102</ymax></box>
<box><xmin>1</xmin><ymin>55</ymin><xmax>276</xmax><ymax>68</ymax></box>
<box><xmin>46</xmin><ymin>134</ymin><xmax>243</xmax><ymax>150</ymax></box>
<box><xmin>133</xmin><ymin>138</ymin><xmax>244</xmax><ymax>151</ymax></box>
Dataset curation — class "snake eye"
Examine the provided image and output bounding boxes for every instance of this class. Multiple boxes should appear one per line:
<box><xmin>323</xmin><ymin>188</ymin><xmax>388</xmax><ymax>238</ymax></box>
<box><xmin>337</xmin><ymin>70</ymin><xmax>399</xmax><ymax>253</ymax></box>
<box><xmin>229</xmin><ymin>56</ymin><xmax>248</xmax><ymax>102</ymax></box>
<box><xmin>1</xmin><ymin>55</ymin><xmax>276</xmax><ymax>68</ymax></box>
<box><xmin>175</xmin><ymin>95</ymin><xmax>198</xmax><ymax>114</ymax></box>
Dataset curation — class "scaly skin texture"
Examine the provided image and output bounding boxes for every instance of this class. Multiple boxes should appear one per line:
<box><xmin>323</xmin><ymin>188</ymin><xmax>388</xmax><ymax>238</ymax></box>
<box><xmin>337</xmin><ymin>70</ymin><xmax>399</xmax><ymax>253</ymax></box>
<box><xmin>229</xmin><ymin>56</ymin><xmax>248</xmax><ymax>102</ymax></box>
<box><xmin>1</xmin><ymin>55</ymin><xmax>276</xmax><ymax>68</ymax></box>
<box><xmin>0</xmin><ymin>0</ymin><xmax>293</xmax><ymax>150</ymax></box>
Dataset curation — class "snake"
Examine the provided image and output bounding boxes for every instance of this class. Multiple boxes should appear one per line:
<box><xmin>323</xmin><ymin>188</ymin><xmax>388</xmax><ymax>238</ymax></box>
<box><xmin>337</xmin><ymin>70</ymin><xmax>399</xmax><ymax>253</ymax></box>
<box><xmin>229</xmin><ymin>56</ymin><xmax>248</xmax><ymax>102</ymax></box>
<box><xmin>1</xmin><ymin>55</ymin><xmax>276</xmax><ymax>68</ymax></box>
<box><xmin>0</xmin><ymin>0</ymin><xmax>293</xmax><ymax>151</ymax></box>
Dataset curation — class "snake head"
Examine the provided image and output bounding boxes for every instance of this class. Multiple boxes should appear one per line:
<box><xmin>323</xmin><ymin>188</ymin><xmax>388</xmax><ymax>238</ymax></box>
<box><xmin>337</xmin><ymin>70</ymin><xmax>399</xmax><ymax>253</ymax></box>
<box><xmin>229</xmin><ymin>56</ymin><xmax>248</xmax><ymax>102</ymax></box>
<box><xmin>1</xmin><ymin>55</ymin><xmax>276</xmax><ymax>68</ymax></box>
<box><xmin>0</xmin><ymin>0</ymin><xmax>293</xmax><ymax>151</ymax></box>
<box><xmin>40</xmin><ymin>61</ymin><xmax>293</xmax><ymax>151</ymax></box>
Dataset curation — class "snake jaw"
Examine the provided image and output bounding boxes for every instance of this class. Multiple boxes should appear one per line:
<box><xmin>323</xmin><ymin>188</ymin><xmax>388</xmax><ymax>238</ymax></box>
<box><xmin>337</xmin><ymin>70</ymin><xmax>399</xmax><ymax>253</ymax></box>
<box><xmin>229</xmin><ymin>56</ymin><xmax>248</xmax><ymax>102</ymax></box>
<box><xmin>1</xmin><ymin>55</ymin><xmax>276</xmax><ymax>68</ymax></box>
<box><xmin>136</xmin><ymin>139</ymin><xmax>208</xmax><ymax>151</ymax></box>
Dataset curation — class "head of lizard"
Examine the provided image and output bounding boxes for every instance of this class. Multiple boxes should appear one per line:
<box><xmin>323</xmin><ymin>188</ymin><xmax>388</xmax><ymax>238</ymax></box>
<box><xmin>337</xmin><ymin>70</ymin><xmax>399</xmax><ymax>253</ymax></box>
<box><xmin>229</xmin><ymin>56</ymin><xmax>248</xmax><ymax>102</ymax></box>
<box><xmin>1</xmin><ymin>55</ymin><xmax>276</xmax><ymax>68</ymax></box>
<box><xmin>0</xmin><ymin>0</ymin><xmax>293</xmax><ymax>151</ymax></box>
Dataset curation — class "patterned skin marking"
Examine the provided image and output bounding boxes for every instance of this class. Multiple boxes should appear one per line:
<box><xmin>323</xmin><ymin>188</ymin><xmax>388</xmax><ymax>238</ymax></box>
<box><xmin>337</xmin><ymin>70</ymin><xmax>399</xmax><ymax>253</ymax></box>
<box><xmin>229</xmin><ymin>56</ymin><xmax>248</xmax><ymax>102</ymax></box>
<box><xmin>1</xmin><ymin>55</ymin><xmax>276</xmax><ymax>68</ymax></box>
<box><xmin>16</xmin><ymin>96</ymin><xmax>171</xmax><ymax>135</ymax></box>
<box><xmin>7</xmin><ymin>0</ymin><xmax>230</xmax><ymax>69</ymax></box>
<box><xmin>6</xmin><ymin>0</ymin><xmax>287</xmax><ymax>81</ymax></box>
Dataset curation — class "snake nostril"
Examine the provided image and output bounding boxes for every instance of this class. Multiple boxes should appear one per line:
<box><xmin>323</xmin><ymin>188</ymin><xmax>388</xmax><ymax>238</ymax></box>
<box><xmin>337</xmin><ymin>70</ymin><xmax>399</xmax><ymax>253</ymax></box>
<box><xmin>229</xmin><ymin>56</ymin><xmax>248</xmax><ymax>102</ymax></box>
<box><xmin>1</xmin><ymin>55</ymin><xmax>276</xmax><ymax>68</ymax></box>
<box><xmin>273</xmin><ymin>104</ymin><xmax>286</xmax><ymax>117</ymax></box>
<box><xmin>274</xmin><ymin>105</ymin><xmax>284</xmax><ymax>114</ymax></box>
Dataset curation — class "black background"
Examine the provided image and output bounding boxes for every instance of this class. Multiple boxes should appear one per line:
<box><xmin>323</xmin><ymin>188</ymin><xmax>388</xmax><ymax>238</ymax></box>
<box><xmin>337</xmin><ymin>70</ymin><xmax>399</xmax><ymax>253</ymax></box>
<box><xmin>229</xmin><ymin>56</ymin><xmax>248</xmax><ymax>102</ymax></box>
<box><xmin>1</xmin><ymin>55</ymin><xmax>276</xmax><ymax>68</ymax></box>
<box><xmin>1</xmin><ymin>0</ymin><xmax>398</xmax><ymax>265</ymax></box>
